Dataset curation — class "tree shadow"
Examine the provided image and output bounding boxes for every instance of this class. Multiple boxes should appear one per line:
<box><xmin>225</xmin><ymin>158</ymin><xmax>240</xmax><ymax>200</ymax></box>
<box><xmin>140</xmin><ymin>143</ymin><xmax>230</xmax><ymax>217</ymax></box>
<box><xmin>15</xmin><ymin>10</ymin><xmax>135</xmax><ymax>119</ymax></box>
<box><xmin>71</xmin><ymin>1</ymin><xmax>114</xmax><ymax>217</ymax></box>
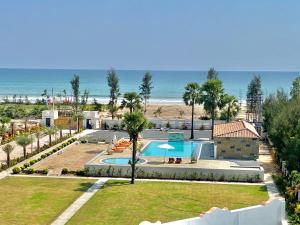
<box><xmin>103</xmin><ymin>180</ymin><xmax>131</xmax><ymax>188</ymax></box>
<box><xmin>74</xmin><ymin>182</ymin><xmax>95</xmax><ymax>192</ymax></box>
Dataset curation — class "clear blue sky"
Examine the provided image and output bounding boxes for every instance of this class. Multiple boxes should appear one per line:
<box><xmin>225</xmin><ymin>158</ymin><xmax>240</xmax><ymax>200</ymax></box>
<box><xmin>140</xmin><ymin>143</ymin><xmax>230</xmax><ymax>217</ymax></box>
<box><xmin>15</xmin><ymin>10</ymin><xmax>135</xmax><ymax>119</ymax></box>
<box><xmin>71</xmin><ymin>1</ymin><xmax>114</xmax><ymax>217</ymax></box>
<box><xmin>0</xmin><ymin>0</ymin><xmax>300</xmax><ymax>71</ymax></box>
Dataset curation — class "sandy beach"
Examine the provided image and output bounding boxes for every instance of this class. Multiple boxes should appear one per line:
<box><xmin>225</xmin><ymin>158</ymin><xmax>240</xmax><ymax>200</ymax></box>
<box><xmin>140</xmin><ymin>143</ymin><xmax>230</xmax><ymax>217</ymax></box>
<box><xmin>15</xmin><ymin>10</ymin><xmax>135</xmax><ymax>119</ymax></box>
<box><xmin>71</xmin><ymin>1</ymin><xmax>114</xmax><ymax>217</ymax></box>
<box><xmin>100</xmin><ymin>102</ymin><xmax>247</xmax><ymax>120</ymax></box>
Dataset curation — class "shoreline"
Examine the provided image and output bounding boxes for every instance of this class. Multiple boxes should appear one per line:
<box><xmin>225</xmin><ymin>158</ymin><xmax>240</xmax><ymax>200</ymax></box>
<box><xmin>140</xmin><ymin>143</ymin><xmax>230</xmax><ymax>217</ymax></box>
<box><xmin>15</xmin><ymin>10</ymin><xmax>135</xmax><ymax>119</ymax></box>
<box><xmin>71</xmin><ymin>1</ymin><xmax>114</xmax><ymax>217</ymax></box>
<box><xmin>0</xmin><ymin>95</ymin><xmax>247</xmax><ymax>105</ymax></box>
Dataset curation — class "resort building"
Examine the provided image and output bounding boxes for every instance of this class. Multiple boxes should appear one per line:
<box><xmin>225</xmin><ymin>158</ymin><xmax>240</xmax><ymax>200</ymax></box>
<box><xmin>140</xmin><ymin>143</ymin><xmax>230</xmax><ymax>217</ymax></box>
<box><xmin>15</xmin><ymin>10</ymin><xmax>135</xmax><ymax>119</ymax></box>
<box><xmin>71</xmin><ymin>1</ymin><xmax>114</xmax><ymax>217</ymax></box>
<box><xmin>214</xmin><ymin>121</ymin><xmax>260</xmax><ymax>160</ymax></box>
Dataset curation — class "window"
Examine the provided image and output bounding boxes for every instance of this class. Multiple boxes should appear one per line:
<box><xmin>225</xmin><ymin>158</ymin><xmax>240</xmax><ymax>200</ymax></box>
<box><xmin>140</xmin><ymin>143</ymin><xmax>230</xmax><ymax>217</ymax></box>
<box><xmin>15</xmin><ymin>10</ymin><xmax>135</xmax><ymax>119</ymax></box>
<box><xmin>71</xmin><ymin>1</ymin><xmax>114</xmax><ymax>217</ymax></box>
<box><xmin>236</xmin><ymin>148</ymin><xmax>241</xmax><ymax>152</ymax></box>
<box><xmin>230</xmin><ymin>146</ymin><xmax>235</xmax><ymax>149</ymax></box>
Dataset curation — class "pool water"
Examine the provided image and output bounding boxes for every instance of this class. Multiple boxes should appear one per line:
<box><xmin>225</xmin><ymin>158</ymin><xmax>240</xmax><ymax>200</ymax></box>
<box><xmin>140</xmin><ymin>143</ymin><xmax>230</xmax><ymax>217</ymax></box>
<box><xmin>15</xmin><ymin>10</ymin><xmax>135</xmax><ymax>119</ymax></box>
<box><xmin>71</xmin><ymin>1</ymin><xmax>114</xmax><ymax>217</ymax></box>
<box><xmin>102</xmin><ymin>157</ymin><xmax>145</xmax><ymax>165</ymax></box>
<box><xmin>141</xmin><ymin>141</ymin><xmax>200</xmax><ymax>158</ymax></box>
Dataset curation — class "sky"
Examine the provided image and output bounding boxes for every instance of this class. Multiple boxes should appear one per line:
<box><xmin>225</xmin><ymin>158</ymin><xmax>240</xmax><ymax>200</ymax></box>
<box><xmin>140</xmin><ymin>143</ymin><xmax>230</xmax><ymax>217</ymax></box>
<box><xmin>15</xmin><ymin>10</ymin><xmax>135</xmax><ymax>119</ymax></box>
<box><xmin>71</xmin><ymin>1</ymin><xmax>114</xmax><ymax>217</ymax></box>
<box><xmin>0</xmin><ymin>0</ymin><xmax>300</xmax><ymax>71</ymax></box>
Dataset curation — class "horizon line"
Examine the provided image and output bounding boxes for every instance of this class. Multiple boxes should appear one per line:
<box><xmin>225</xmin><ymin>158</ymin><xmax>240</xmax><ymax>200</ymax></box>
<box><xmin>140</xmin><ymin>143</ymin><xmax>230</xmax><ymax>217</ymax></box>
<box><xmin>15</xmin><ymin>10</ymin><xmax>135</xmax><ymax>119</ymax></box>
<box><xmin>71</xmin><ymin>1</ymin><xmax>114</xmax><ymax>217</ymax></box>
<box><xmin>0</xmin><ymin>66</ymin><xmax>300</xmax><ymax>73</ymax></box>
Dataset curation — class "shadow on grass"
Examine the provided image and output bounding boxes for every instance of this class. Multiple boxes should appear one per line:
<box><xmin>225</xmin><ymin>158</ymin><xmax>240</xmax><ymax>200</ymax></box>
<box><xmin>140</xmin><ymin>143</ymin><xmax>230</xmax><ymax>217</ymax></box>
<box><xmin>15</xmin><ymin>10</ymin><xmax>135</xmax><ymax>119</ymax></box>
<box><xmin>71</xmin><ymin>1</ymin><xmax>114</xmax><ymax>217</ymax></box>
<box><xmin>103</xmin><ymin>180</ymin><xmax>131</xmax><ymax>188</ymax></box>
<box><xmin>74</xmin><ymin>182</ymin><xmax>95</xmax><ymax>192</ymax></box>
<box><xmin>259</xmin><ymin>185</ymin><xmax>268</xmax><ymax>192</ymax></box>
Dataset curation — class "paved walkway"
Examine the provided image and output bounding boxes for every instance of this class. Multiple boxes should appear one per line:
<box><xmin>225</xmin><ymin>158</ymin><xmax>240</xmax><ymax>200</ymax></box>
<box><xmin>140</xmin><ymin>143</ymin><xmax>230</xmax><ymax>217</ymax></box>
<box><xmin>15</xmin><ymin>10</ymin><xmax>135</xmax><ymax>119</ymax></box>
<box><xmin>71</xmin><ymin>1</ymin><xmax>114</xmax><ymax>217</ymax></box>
<box><xmin>51</xmin><ymin>178</ymin><xmax>108</xmax><ymax>225</ymax></box>
<box><xmin>259</xmin><ymin>143</ymin><xmax>281</xmax><ymax>199</ymax></box>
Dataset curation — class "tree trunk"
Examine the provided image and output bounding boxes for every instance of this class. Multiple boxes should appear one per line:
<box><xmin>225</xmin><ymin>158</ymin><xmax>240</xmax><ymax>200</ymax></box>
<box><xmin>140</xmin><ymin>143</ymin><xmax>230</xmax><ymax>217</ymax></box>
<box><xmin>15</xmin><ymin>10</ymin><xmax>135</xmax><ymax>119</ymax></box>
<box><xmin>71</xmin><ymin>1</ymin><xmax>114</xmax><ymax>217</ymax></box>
<box><xmin>69</xmin><ymin>119</ymin><xmax>72</xmax><ymax>135</ymax></box>
<box><xmin>49</xmin><ymin>135</ymin><xmax>52</xmax><ymax>146</ymax></box>
<box><xmin>60</xmin><ymin>129</ymin><xmax>62</xmax><ymax>139</ymax></box>
<box><xmin>11</xmin><ymin>122</ymin><xmax>14</xmax><ymax>137</ymax></box>
<box><xmin>25</xmin><ymin>119</ymin><xmax>27</xmax><ymax>132</ymax></box>
<box><xmin>144</xmin><ymin>99</ymin><xmax>147</xmax><ymax>114</ymax></box>
<box><xmin>131</xmin><ymin>137</ymin><xmax>137</xmax><ymax>184</ymax></box>
<box><xmin>211</xmin><ymin>107</ymin><xmax>215</xmax><ymax>140</ymax></box>
<box><xmin>23</xmin><ymin>146</ymin><xmax>26</xmax><ymax>158</ymax></box>
<box><xmin>7</xmin><ymin>153</ymin><xmax>10</xmax><ymax>167</ymax></box>
<box><xmin>77</xmin><ymin>118</ymin><xmax>80</xmax><ymax>133</ymax></box>
<box><xmin>37</xmin><ymin>136</ymin><xmax>40</xmax><ymax>152</ymax></box>
<box><xmin>190</xmin><ymin>101</ymin><xmax>194</xmax><ymax>139</ymax></box>
<box><xmin>227</xmin><ymin>104</ymin><xmax>230</xmax><ymax>122</ymax></box>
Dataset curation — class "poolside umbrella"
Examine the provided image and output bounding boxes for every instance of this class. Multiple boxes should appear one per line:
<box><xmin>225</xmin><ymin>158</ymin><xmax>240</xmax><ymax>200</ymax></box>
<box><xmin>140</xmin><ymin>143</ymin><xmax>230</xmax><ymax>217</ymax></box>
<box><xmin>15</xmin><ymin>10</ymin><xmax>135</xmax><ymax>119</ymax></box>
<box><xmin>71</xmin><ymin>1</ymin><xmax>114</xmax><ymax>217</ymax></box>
<box><xmin>113</xmin><ymin>134</ymin><xmax>117</xmax><ymax>144</ymax></box>
<box><xmin>107</xmin><ymin>142</ymin><xmax>113</xmax><ymax>155</ymax></box>
<box><xmin>158</xmin><ymin>143</ymin><xmax>174</xmax><ymax>163</ymax></box>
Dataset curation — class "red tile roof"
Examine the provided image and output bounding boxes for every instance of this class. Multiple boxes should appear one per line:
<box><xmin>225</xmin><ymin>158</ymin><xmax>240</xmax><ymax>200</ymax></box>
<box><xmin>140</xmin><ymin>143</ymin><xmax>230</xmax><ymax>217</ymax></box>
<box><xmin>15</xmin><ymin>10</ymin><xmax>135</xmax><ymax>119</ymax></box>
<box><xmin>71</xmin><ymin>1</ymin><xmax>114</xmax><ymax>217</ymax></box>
<box><xmin>214</xmin><ymin>121</ymin><xmax>260</xmax><ymax>138</ymax></box>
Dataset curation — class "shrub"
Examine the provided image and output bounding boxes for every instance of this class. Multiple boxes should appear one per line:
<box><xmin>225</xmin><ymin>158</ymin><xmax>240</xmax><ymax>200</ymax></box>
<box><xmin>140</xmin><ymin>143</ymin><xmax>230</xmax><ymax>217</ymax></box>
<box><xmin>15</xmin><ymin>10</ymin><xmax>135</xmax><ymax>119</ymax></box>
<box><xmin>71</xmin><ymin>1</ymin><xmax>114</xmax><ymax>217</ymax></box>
<box><xmin>42</xmin><ymin>168</ymin><xmax>48</xmax><ymax>174</ymax></box>
<box><xmin>23</xmin><ymin>163</ymin><xmax>30</xmax><ymax>168</ymax></box>
<box><xmin>61</xmin><ymin>168</ymin><xmax>69</xmax><ymax>175</ymax></box>
<box><xmin>29</xmin><ymin>160</ymin><xmax>37</xmax><ymax>165</ymax></box>
<box><xmin>12</xmin><ymin>167</ymin><xmax>21</xmax><ymax>174</ymax></box>
<box><xmin>26</xmin><ymin>168</ymin><xmax>35</xmax><ymax>174</ymax></box>
<box><xmin>75</xmin><ymin>169</ymin><xmax>86</xmax><ymax>176</ymax></box>
<box><xmin>41</xmin><ymin>154</ymin><xmax>47</xmax><ymax>159</ymax></box>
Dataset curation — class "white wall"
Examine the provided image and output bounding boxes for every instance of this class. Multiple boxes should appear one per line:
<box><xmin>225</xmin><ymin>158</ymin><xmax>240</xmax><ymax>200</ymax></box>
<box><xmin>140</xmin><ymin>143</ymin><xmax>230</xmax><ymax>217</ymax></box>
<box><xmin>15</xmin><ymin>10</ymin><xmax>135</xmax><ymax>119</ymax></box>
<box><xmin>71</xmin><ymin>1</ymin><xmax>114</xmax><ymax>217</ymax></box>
<box><xmin>85</xmin><ymin>163</ymin><xmax>264</xmax><ymax>182</ymax></box>
<box><xmin>83</xmin><ymin>111</ymin><xmax>100</xmax><ymax>129</ymax></box>
<box><xmin>41</xmin><ymin>110</ymin><xmax>58</xmax><ymax>127</ymax></box>
<box><xmin>140</xmin><ymin>198</ymin><xmax>287</xmax><ymax>225</ymax></box>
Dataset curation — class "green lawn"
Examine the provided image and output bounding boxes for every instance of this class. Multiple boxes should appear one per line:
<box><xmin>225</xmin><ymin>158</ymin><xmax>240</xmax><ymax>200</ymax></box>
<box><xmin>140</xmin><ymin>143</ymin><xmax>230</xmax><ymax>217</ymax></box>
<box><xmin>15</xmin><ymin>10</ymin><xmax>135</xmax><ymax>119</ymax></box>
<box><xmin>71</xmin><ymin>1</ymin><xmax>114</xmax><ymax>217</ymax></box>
<box><xmin>0</xmin><ymin>176</ymin><xmax>95</xmax><ymax>225</ymax></box>
<box><xmin>67</xmin><ymin>180</ymin><xmax>268</xmax><ymax>225</ymax></box>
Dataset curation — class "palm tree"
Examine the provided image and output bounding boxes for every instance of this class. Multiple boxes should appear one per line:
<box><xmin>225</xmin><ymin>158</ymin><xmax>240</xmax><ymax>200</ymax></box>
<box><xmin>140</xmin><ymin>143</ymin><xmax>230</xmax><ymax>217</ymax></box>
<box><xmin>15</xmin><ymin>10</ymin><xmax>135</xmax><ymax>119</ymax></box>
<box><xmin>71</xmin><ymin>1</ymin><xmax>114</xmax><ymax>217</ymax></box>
<box><xmin>122</xmin><ymin>111</ymin><xmax>148</xmax><ymax>184</ymax></box>
<box><xmin>72</xmin><ymin>113</ymin><xmax>83</xmax><ymax>133</ymax></box>
<box><xmin>183</xmin><ymin>82</ymin><xmax>202</xmax><ymax>139</ymax></box>
<box><xmin>0</xmin><ymin>126</ymin><xmax>7</xmax><ymax>143</ymax></box>
<box><xmin>153</xmin><ymin>106</ymin><xmax>163</xmax><ymax>118</ymax></box>
<box><xmin>35</xmin><ymin>125</ymin><xmax>44</xmax><ymax>152</ymax></box>
<box><xmin>221</xmin><ymin>95</ymin><xmax>240</xmax><ymax>122</ymax></box>
<box><xmin>57</xmin><ymin>124</ymin><xmax>65</xmax><ymax>139</ymax></box>
<box><xmin>121</xmin><ymin>92</ymin><xmax>142</xmax><ymax>114</ymax></box>
<box><xmin>2</xmin><ymin>144</ymin><xmax>14</xmax><ymax>167</ymax></box>
<box><xmin>200</xmin><ymin>79</ymin><xmax>225</xmax><ymax>139</ymax></box>
<box><xmin>108</xmin><ymin>104</ymin><xmax>119</xmax><ymax>120</ymax></box>
<box><xmin>16</xmin><ymin>135</ymin><xmax>31</xmax><ymax>158</ymax></box>
<box><xmin>45</xmin><ymin>127</ymin><xmax>57</xmax><ymax>146</ymax></box>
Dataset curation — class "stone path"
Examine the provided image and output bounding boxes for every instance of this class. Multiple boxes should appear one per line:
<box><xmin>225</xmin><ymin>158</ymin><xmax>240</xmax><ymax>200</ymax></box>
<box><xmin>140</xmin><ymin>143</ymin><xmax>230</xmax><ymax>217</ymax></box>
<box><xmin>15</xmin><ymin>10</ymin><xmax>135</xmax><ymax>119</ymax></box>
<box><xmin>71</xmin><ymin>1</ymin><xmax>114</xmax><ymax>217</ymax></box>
<box><xmin>259</xmin><ymin>143</ymin><xmax>281</xmax><ymax>199</ymax></box>
<box><xmin>51</xmin><ymin>178</ymin><xmax>108</xmax><ymax>225</ymax></box>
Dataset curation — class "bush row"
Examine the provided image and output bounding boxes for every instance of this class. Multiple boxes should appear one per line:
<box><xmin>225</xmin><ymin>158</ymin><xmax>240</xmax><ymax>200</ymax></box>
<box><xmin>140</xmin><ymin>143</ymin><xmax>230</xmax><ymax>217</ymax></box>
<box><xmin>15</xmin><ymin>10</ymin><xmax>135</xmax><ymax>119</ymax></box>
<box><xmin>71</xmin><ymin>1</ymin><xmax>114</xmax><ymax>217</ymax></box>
<box><xmin>0</xmin><ymin>134</ymin><xmax>74</xmax><ymax>172</ymax></box>
<box><xmin>12</xmin><ymin>137</ymin><xmax>77</xmax><ymax>175</ymax></box>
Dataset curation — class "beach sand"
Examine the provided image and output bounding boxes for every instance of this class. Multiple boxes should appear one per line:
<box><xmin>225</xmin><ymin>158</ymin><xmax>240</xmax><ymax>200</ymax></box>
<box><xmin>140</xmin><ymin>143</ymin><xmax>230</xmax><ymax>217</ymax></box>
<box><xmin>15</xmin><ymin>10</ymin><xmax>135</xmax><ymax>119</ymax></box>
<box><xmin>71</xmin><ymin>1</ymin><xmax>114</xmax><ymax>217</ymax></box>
<box><xmin>100</xmin><ymin>103</ymin><xmax>247</xmax><ymax>120</ymax></box>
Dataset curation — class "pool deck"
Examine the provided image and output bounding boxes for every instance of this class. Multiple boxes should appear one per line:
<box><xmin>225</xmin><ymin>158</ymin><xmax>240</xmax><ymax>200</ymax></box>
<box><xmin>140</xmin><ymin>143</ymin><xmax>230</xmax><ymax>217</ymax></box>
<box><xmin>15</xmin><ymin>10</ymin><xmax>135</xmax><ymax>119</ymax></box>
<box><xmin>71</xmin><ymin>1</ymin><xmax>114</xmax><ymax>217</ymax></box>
<box><xmin>86</xmin><ymin>141</ymin><xmax>261</xmax><ymax>171</ymax></box>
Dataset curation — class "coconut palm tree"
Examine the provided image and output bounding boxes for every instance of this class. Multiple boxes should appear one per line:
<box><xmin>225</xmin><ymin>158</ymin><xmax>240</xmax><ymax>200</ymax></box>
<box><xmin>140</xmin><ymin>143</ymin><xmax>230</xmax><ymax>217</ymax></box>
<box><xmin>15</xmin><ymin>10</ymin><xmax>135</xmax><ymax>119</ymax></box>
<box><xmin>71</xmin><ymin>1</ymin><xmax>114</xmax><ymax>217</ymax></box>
<box><xmin>153</xmin><ymin>106</ymin><xmax>163</xmax><ymax>118</ymax></box>
<box><xmin>35</xmin><ymin>125</ymin><xmax>44</xmax><ymax>152</ymax></box>
<box><xmin>200</xmin><ymin>79</ymin><xmax>225</xmax><ymax>140</ymax></box>
<box><xmin>183</xmin><ymin>82</ymin><xmax>202</xmax><ymax>139</ymax></box>
<box><xmin>2</xmin><ymin>144</ymin><xmax>14</xmax><ymax>167</ymax></box>
<box><xmin>122</xmin><ymin>111</ymin><xmax>148</xmax><ymax>184</ymax></box>
<box><xmin>16</xmin><ymin>135</ymin><xmax>31</xmax><ymax>158</ymax></box>
<box><xmin>45</xmin><ymin>127</ymin><xmax>57</xmax><ymax>146</ymax></box>
<box><xmin>57</xmin><ymin>124</ymin><xmax>65</xmax><ymax>139</ymax></box>
<box><xmin>221</xmin><ymin>94</ymin><xmax>240</xmax><ymax>122</ymax></box>
<box><xmin>121</xmin><ymin>92</ymin><xmax>142</xmax><ymax>114</ymax></box>
<box><xmin>72</xmin><ymin>113</ymin><xmax>83</xmax><ymax>133</ymax></box>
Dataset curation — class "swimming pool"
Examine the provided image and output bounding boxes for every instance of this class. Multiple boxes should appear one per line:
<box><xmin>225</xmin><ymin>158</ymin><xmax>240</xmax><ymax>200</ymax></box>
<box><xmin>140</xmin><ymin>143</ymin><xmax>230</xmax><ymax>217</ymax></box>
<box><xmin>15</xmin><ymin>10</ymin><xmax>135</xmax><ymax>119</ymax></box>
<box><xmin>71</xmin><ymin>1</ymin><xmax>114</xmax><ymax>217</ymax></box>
<box><xmin>102</xmin><ymin>157</ymin><xmax>146</xmax><ymax>165</ymax></box>
<box><xmin>141</xmin><ymin>141</ymin><xmax>200</xmax><ymax>158</ymax></box>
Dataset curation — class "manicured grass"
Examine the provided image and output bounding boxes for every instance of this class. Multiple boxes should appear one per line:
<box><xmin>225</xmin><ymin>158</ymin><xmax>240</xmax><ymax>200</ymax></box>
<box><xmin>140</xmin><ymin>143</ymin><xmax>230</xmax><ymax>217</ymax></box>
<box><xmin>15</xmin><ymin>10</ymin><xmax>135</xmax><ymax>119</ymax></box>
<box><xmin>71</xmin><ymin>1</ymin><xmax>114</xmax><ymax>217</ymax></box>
<box><xmin>67</xmin><ymin>180</ymin><xmax>268</xmax><ymax>225</ymax></box>
<box><xmin>0</xmin><ymin>177</ymin><xmax>95</xmax><ymax>225</ymax></box>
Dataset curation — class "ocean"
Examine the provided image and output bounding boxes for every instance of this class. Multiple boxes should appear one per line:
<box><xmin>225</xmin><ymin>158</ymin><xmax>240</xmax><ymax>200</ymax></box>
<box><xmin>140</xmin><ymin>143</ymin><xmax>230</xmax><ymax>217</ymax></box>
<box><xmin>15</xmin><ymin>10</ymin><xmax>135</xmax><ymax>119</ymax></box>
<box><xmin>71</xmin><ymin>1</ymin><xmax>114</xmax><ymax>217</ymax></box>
<box><xmin>0</xmin><ymin>68</ymin><xmax>298</xmax><ymax>104</ymax></box>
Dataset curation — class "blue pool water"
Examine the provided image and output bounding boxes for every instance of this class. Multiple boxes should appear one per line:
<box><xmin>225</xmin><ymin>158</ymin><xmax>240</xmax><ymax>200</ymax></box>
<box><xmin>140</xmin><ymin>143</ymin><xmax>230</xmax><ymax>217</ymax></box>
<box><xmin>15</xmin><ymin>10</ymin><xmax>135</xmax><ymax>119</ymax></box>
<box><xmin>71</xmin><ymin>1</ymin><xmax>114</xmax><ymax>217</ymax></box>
<box><xmin>102</xmin><ymin>157</ymin><xmax>145</xmax><ymax>165</ymax></box>
<box><xmin>141</xmin><ymin>141</ymin><xmax>200</xmax><ymax>158</ymax></box>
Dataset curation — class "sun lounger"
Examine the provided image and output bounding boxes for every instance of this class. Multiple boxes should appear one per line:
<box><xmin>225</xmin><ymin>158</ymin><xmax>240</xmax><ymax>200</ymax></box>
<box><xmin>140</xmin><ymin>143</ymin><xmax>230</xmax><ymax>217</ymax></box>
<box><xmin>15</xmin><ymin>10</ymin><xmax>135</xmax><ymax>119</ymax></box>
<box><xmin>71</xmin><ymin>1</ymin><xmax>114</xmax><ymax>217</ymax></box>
<box><xmin>168</xmin><ymin>158</ymin><xmax>175</xmax><ymax>163</ymax></box>
<box><xmin>175</xmin><ymin>158</ymin><xmax>182</xmax><ymax>164</ymax></box>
